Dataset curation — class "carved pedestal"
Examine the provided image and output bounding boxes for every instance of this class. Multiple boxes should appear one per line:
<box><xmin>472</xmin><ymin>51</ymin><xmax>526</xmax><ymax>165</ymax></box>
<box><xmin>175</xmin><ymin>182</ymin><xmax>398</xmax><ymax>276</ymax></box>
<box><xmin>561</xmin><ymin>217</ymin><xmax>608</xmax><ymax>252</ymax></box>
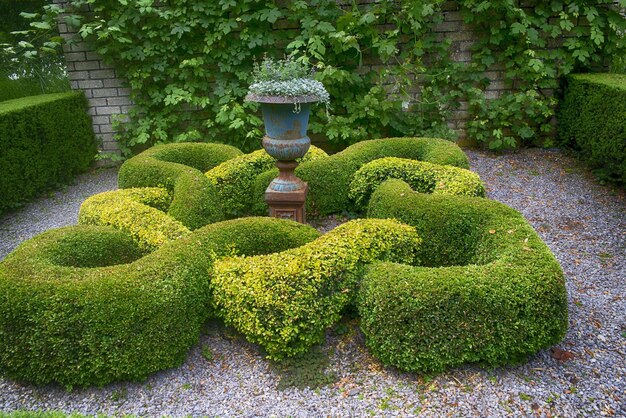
<box><xmin>265</xmin><ymin>159</ymin><xmax>308</xmax><ymax>223</ymax></box>
<box><xmin>266</xmin><ymin>184</ymin><xmax>308</xmax><ymax>223</ymax></box>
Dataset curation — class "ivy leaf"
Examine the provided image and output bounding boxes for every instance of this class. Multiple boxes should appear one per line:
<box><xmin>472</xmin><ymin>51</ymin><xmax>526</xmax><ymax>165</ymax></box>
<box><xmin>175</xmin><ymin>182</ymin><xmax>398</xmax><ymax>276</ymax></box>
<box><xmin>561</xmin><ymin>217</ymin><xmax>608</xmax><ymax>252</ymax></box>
<box><xmin>258</xmin><ymin>8</ymin><xmax>282</xmax><ymax>24</ymax></box>
<box><xmin>359</xmin><ymin>13</ymin><xmax>376</xmax><ymax>25</ymax></box>
<box><xmin>220</xmin><ymin>0</ymin><xmax>236</xmax><ymax>10</ymax></box>
<box><xmin>511</xmin><ymin>22</ymin><xmax>526</xmax><ymax>35</ymax></box>
<box><xmin>30</xmin><ymin>21</ymin><xmax>51</xmax><ymax>30</ymax></box>
<box><xmin>64</xmin><ymin>15</ymin><xmax>81</xmax><ymax>28</ymax></box>
<box><xmin>528</xmin><ymin>58</ymin><xmax>544</xmax><ymax>72</ymax></box>
<box><xmin>19</xmin><ymin>12</ymin><xmax>38</xmax><ymax>20</ymax></box>
<box><xmin>518</xmin><ymin>126</ymin><xmax>534</xmax><ymax>139</ymax></box>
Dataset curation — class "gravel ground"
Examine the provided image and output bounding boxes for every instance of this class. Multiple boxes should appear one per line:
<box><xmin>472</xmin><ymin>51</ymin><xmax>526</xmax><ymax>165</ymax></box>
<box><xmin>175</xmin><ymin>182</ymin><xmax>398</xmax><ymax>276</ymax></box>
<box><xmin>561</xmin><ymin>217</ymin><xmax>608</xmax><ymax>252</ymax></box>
<box><xmin>1</xmin><ymin>148</ymin><xmax>625</xmax><ymax>417</ymax></box>
<box><xmin>0</xmin><ymin>167</ymin><xmax>119</xmax><ymax>260</ymax></box>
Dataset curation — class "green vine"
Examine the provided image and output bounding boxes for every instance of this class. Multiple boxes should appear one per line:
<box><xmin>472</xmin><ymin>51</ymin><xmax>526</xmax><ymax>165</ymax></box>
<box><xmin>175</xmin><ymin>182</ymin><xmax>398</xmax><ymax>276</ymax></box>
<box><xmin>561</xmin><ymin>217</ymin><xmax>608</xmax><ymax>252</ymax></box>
<box><xmin>7</xmin><ymin>0</ymin><xmax>625</xmax><ymax>153</ymax></box>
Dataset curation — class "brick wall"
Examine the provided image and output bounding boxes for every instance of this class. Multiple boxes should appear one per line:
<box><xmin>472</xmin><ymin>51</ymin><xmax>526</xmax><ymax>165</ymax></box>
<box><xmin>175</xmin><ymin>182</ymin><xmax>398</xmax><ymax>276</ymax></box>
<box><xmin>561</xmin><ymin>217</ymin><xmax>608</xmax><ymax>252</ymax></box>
<box><xmin>53</xmin><ymin>0</ymin><xmax>129</xmax><ymax>156</ymax></box>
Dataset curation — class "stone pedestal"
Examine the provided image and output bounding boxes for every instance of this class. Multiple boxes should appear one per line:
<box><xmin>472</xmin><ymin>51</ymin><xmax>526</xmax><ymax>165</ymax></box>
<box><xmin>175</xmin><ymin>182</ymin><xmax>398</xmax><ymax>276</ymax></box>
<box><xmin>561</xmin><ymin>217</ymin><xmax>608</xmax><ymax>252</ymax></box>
<box><xmin>265</xmin><ymin>159</ymin><xmax>308</xmax><ymax>223</ymax></box>
<box><xmin>265</xmin><ymin>184</ymin><xmax>308</xmax><ymax>223</ymax></box>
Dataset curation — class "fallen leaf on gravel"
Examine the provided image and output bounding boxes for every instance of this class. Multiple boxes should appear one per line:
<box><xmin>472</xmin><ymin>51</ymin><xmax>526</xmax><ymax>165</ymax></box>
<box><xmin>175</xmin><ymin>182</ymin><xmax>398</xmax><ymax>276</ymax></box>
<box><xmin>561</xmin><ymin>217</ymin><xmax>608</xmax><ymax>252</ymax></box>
<box><xmin>551</xmin><ymin>347</ymin><xmax>575</xmax><ymax>363</ymax></box>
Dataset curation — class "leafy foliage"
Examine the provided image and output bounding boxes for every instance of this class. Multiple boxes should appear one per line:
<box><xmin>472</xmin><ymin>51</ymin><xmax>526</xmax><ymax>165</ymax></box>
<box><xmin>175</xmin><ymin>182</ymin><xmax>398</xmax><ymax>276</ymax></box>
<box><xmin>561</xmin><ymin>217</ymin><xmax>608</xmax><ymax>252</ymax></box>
<box><xmin>558</xmin><ymin>73</ymin><xmax>626</xmax><ymax>183</ymax></box>
<box><xmin>362</xmin><ymin>179</ymin><xmax>568</xmax><ymax>372</ymax></box>
<box><xmin>0</xmin><ymin>218</ymin><xmax>319</xmax><ymax>388</ymax></box>
<box><xmin>0</xmin><ymin>92</ymin><xmax>96</xmax><ymax>214</ymax></box>
<box><xmin>460</xmin><ymin>0</ymin><xmax>626</xmax><ymax>149</ymax></box>
<box><xmin>9</xmin><ymin>0</ymin><xmax>625</xmax><ymax>151</ymax></box>
<box><xmin>0</xmin><ymin>0</ymin><xmax>69</xmax><ymax>101</ymax></box>
<box><xmin>212</xmin><ymin>218</ymin><xmax>421</xmax><ymax>359</ymax></box>
<box><xmin>349</xmin><ymin>157</ymin><xmax>485</xmax><ymax>210</ymax></box>
<box><xmin>79</xmin><ymin>187</ymin><xmax>191</xmax><ymax>252</ymax></box>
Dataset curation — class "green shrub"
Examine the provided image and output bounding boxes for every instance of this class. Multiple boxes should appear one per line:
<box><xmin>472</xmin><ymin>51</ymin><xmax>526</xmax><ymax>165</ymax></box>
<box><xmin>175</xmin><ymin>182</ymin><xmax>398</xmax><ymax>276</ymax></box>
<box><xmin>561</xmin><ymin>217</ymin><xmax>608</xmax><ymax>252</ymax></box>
<box><xmin>249</xmin><ymin>137</ymin><xmax>470</xmax><ymax>216</ymax></box>
<box><xmin>360</xmin><ymin>179</ymin><xmax>568</xmax><ymax>372</ymax></box>
<box><xmin>118</xmin><ymin>143</ymin><xmax>243</xmax><ymax>229</ymax></box>
<box><xmin>558</xmin><ymin>73</ymin><xmax>626</xmax><ymax>184</ymax></box>
<box><xmin>0</xmin><ymin>92</ymin><xmax>96</xmax><ymax>214</ymax></box>
<box><xmin>78</xmin><ymin>187</ymin><xmax>190</xmax><ymax>253</ymax></box>
<box><xmin>349</xmin><ymin>157</ymin><xmax>485</xmax><ymax>209</ymax></box>
<box><xmin>211</xmin><ymin>218</ymin><xmax>421</xmax><ymax>360</ymax></box>
<box><xmin>0</xmin><ymin>217</ymin><xmax>319</xmax><ymax>388</ymax></box>
<box><xmin>205</xmin><ymin>145</ymin><xmax>328</xmax><ymax>218</ymax></box>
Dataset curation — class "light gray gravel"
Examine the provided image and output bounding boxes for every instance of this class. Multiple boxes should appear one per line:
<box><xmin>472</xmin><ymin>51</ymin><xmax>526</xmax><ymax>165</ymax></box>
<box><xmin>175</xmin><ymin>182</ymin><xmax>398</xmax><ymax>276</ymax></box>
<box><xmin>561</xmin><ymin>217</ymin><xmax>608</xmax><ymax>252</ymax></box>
<box><xmin>1</xmin><ymin>148</ymin><xmax>625</xmax><ymax>417</ymax></box>
<box><xmin>0</xmin><ymin>167</ymin><xmax>119</xmax><ymax>260</ymax></box>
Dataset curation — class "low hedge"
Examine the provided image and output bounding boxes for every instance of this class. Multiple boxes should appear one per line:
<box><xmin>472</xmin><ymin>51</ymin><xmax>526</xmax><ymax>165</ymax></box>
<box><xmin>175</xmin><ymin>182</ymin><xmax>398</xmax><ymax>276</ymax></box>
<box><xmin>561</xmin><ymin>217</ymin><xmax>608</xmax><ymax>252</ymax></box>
<box><xmin>205</xmin><ymin>146</ymin><xmax>328</xmax><ymax>218</ymax></box>
<box><xmin>0</xmin><ymin>137</ymin><xmax>567</xmax><ymax>385</ymax></box>
<box><xmin>348</xmin><ymin>157</ymin><xmax>485</xmax><ymax>210</ymax></box>
<box><xmin>0</xmin><ymin>92</ymin><xmax>96</xmax><ymax>215</ymax></box>
<box><xmin>558</xmin><ymin>73</ymin><xmax>626</xmax><ymax>183</ymax></box>
<box><xmin>360</xmin><ymin>179</ymin><xmax>568</xmax><ymax>372</ymax></box>
<box><xmin>211</xmin><ymin>218</ymin><xmax>421</xmax><ymax>360</ymax></box>
<box><xmin>118</xmin><ymin>142</ymin><xmax>243</xmax><ymax>229</ymax></box>
<box><xmin>78</xmin><ymin>187</ymin><xmax>190</xmax><ymax>252</ymax></box>
<box><xmin>0</xmin><ymin>217</ymin><xmax>319</xmax><ymax>388</ymax></box>
<box><xmin>248</xmin><ymin>137</ymin><xmax>471</xmax><ymax>216</ymax></box>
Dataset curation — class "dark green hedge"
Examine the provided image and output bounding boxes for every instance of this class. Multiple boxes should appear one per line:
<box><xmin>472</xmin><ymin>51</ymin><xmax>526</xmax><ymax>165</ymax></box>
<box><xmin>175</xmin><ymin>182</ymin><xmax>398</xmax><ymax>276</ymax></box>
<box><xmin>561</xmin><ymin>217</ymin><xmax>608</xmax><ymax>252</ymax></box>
<box><xmin>247</xmin><ymin>137</ymin><xmax>470</xmax><ymax>216</ymax></box>
<box><xmin>0</xmin><ymin>92</ymin><xmax>96</xmax><ymax>214</ymax></box>
<box><xmin>0</xmin><ymin>217</ymin><xmax>319</xmax><ymax>388</ymax></box>
<box><xmin>118</xmin><ymin>143</ymin><xmax>243</xmax><ymax>229</ymax></box>
<box><xmin>558</xmin><ymin>73</ymin><xmax>626</xmax><ymax>184</ymax></box>
<box><xmin>361</xmin><ymin>179</ymin><xmax>568</xmax><ymax>372</ymax></box>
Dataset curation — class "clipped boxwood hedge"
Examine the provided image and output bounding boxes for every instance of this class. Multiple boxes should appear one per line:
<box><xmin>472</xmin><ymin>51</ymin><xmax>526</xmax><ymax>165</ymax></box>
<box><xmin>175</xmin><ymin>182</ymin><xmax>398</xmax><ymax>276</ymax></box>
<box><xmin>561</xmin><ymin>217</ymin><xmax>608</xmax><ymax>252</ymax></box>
<box><xmin>0</xmin><ymin>218</ymin><xmax>319</xmax><ymax>388</ymax></box>
<box><xmin>78</xmin><ymin>187</ymin><xmax>189</xmax><ymax>252</ymax></box>
<box><xmin>348</xmin><ymin>157</ymin><xmax>485</xmax><ymax>210</ymax></box>
<box><xmin>118</xmin><ymin>142</ymin><xmax>243</xmax><ymax>229</ymax></box>
<box><xmin>205</xmin><ymin>146</ymin><xmax>328</xmax><ymax>218</ymax></box>
<box><xmin>212</xmin><ymin>218</ymin><xmax>421</xmax><ymax>359</ymax></box>
<box><xmin>249</xmin><ymin>137</ymin><xmax>471</xmax><ymax>216</ymax></box>
<box><xmin>360</xmin><ymin>179</ymin><xmax>568</xmax><ymax>372</ymax></box>
<box><xmin>0</xmin><ymin>137</ymin><xmax>567</xmax><ymax>386</ymax></box>
<box><xmin>558</xmin><ymin>73</ymin><xmax>626</xmax><ymax>183</ymax></box>
<box><xmin>0</xmin><ymin>92</ymin><xmax>96</xmax><ymax>215</ymax></box>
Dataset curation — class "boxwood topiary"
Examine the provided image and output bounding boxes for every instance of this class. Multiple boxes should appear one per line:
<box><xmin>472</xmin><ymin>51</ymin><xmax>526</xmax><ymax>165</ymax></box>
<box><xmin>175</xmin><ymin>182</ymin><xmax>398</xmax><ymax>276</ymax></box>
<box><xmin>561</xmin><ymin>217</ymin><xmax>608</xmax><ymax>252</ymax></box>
<box><xmin>211</xmin><ymin>218</ymin><xmax>421</xmax><ymax>360</ymax></box>
<box><xmin>360</xmin><ymin>179</ymin><xmax>568</xmax><ymax>372</ymax></box>
<box><xmin>0</xmin><ymin>137</ymin><xmax>567</xmax><ymax>386</ymax></box>
<box><xmin>0</xmin><ymin>218</ymin><xmax>319</xmax><ymax>388</ymax></box>
<box><xmin>118</xmin><ymin>142</ymin><xmax>243</xmax><ymax>229</ymax></box>
<box><xmin>558</xmin><ymin>73</ymin><xmax>626</xmax><ymax>184</ymax></box>
<box><xmin>247</xmin><ymin>137</ymin><xmax>471</xmax><ymax>216</ymax></box>
<box><xmin>0</xmin><ymin>92</ymin><xmax>96</xmax><ymax>215</ymax></box>
<box><xmin>348</xmin><ymin>157</ymin><xmax>485</xmax><ymax>210</ymax></box>
<box><xmin>78</xmin><ymin>187</ymin><xmax>190</xmax><ymax>252</ymax></box>
<box><xmin>205</xmin><ymin>146</ymin><xmax>328</xmax><ymax>218</ymax></box>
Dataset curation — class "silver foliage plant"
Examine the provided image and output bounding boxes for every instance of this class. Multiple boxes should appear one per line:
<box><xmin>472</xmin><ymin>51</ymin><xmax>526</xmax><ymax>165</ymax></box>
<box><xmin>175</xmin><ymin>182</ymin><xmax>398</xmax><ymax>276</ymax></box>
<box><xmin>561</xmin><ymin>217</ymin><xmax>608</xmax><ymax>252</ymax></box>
<box><xmin>248</xmin><ymin>55</ymin><xmax>330</xmax><ymax>104</ymax></box>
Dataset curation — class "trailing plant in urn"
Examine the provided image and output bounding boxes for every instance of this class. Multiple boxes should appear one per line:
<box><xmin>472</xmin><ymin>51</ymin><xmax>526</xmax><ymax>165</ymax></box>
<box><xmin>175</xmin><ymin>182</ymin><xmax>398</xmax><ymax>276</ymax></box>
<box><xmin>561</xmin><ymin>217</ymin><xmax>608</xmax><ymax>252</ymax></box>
<box><xmin>247</xmin><ymin>55</ymin><xmax>330</xmax><ymax>107</ymax></box>
<box><xmin>246</xmin><ymin>56</ymin><xmax>330</xmax><ymax>223</ymax></box>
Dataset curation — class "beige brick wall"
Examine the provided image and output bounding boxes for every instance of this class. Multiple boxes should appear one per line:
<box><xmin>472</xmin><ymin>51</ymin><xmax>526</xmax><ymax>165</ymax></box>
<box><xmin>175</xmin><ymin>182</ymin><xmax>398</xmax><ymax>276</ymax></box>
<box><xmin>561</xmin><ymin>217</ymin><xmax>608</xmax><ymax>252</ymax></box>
<box><xmin>53</xmin><ymin>0</ymin><xmax>129</xmax><ymax>155</ymax></box>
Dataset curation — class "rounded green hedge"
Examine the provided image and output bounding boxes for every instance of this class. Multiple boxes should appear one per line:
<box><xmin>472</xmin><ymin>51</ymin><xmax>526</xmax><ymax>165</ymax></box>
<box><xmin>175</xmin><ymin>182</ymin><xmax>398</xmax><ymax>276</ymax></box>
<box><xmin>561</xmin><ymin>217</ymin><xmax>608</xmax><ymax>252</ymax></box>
<box><xmin>348</xmin><ymin>157</ymin><xmax>485</xmax><ymax>210</ymax></box>
<box><xmin>118</xmin><ymin>142</ymin><xmax>243</xmax><ymax>229</ymax></box>
<box><xmin>360</xmin><ymin>179</ymin><xmax>568</xmax><ymax>372</ymax></box>
<box><xmin>205</xmin><ymin>146</ymin><xmax>328</xmax><ymax>218</ymax></box>
<box><xmin>78</xmin><ymin>187</ymin><xmax>189</xmax><ymax>252</ymax></box>
<box><xmin>0</xmin><ymin>218</ymin><xmax>319</xmax><ymax>388</ymax></box>
<box><xmin>212</xmin><ymin>218</ymin><xmax>421</xmax><ymax>359</ymax></box>
<box><xmin>248</xmin><ymin>137</ymin><xmax>471</xmax><ymax>216</ymax></box>
<box><xmin>0</xmin><ymin>137</ymin><xmax>567</xmax><ymax>387</ymax></box>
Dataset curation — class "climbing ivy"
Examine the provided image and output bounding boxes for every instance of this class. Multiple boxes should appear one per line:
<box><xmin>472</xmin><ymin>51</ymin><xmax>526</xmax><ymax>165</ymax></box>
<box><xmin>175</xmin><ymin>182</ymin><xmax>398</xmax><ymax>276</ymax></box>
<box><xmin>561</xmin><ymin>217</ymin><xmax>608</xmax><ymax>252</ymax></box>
<box><xmin>460</xmin><ymin>0</ymin><xmax>626</xmax><ymax>149</ymax></box>
<box><xmin>10</xmin><ymin>0</ymin><xmax>625</xmax><ymax>153</ymax></box>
